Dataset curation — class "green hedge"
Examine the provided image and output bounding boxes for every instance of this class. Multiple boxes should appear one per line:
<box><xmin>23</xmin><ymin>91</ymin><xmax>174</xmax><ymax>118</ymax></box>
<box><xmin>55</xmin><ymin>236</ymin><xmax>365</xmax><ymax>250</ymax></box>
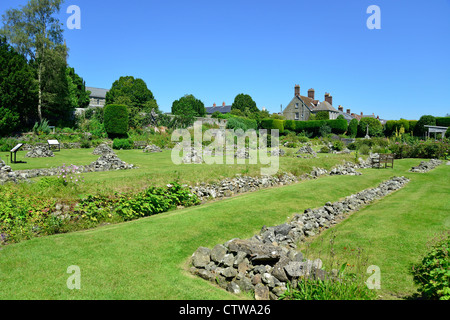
<box><xmin>260</xmin><ymin>119</ymin><xmax>347</xmax><ymax>137</ymax></box>
<box><xmin>104</xmin><ymin>104</ymin><xmax>129</xmax><ymax>137</ymax></box>
<box><xmin>436</xmin><ymin>117</ymin><xmax>450</xmax><ymax>128</ymax></box>
<box><xmin>260</xmin><ymin>119</ymin><xmax>284</xmax><ymax>134</ymax></box>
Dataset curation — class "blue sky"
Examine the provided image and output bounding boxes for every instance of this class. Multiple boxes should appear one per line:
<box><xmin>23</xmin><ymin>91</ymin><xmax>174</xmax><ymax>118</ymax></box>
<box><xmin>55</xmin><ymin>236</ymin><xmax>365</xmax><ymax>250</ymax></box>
<box><xmin>1</xmin><ymin>0</ymin><xmax>449</xmax><ymax>120</ymax></box>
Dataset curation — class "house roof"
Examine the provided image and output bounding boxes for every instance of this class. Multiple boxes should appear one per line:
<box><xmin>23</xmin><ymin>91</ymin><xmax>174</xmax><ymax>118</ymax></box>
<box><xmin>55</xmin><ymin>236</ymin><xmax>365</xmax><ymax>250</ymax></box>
<box><xmin>337</xmin><ymin>111</ymin><xmax>356</xmax><ymax>122</ymax></box>
<box><xmin>297</xmin><ymin>95</ymin><xmax>317</xmax><ymax>110</ymax></box>
<box><xmin>205</xmin><ymin>105</ymin><xmax>232</xmax><ymax>114</ymax></box>
<box><xmin>86</xmin><ymin>87</ymin><xmax>109</xmax><ymax>99</ymax></box>
<box><xmin>313</xmin><ymin>101</ymin><xmax>339</xmax><ymax>113</ymax></box>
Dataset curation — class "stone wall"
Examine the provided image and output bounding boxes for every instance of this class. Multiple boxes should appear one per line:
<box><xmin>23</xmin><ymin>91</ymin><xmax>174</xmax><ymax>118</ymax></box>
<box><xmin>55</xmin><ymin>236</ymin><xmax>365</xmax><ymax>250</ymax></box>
<box><xmin>190</xmin><ymin>176</ymin><xmax>410</xmax><ymax>300</ymax></box>
<box><xmin>410</xmin><ymin>159</ymin><xmax>443</xmax><ymax>173</ymax></box>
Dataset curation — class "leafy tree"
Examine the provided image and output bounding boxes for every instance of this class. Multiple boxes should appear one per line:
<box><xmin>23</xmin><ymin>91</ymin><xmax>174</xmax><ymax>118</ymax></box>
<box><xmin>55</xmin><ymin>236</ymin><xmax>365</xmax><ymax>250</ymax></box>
<box><xmin>66</xmin><ymin>67</ymin><xmax>90</xmax><ymax>109</ymax></box>
<box><xmin>106</xmin><ymin>76</ymin><xmax>156</xmax><ymax>110</ymax></box>
<box><xmin>0</xmin><ymin>37</ymin><xmax>37</xmax><ymax>132</ymax></box>
<box><xmin>1</xmin><ymin>0</ymin><xmax>65</xmax><ymax>123</ymax></box>
<box><xmin>414</xmin><ymin>115</ymin><xmax>436</xmax><ymax>138</ymax></box>
<box><xmin>231</xmin><ymin>94</ymin><xmax>259</xmax><ymax>114</ymax></box>
<box><xmin>172</xmin><ymin>94</ymin><xmax>206</xmax><ymax>117</ymax></box>
<box><xmin>357</xmin><ymin>117</ymin><xmax>383</xmax><ymax>137</ymax></box>
<box><xmin>39</xmin><ymin>44</ymin><xmax>72</xmax><ymax>126</ymax></box>
<box><xmin>106</xmin><ymin>76</ymin><xmax>158</xmax><ymax>128</ymax></box>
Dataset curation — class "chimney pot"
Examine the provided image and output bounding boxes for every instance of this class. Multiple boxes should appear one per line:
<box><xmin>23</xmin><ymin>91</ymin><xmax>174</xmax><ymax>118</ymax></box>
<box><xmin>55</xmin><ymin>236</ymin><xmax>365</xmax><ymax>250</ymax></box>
<box><xmin>213</xmin><ymin>103</ymin><xmax>216</xmax><ymax>107</ymax></box>
<box><xmin>295</xmin><ymin>84</ymin><xmax>300</xmax><ymax>97</ymax></box>
<box><xmin>223</xmin><ymin>102</ymin><xmax>226</xmax><ymax>107</ymax></box>
<box><xmin>325</xmin><ymin>93</ymin><xmax>333</xmax><ymax>106</ymax></box>
<box><xmin>338</xmin><ymin>105</ymin><xmax>344</xmax><ymax>112</ymax></box>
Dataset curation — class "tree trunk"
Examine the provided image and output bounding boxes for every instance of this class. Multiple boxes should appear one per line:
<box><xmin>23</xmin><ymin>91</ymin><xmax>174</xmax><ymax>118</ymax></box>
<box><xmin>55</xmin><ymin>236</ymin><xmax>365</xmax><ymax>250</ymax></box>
<box><xmin>38</xmin><ymin>62</ymin><xmax>43</xmax><ymax>123</ymax></box>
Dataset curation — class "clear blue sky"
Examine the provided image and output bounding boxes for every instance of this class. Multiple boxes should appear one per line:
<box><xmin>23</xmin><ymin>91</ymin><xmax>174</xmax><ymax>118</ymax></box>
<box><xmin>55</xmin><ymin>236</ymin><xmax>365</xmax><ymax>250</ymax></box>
<box><xmin>1</xmin><ymin>0</ymin><xmax>449</xmax><ymax>120</ymax></box>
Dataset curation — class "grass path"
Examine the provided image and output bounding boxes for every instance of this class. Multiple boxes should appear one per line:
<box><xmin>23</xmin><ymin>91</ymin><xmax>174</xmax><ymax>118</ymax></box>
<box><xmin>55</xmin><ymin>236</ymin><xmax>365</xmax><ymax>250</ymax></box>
<box><xmin>0</xmin><ymin>159</ymin><xmax>448</xmax><ymax>299</ymax></box>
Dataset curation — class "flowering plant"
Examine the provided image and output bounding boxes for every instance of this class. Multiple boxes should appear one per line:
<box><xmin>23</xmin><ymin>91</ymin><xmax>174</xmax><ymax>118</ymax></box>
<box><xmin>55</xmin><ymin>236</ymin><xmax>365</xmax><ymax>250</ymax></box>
<box><xmin>58</xmin><ymin>164</ymin><xmax>85</xmax><ymax>186</ymax></box>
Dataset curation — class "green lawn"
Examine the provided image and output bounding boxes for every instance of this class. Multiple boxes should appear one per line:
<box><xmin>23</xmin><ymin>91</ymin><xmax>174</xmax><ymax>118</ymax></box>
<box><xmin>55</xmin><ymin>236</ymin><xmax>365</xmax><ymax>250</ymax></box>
<box><xmin>0</xmin><ymin>158</ymin><xmax>447</xmax><ymax>300</ymax></box>
<box><xmin>1</xmin><ymin>148</ymin><xmax>354</xmax><ymax>199</ymax></box>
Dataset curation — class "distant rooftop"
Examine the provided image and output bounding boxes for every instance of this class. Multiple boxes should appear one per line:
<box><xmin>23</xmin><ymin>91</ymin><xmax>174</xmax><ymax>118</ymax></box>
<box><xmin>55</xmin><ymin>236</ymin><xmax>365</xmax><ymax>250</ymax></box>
<box><xmin>86</xmin><ymin>87</ymin><xmax>109</xmax><ymax>99</ymax></box>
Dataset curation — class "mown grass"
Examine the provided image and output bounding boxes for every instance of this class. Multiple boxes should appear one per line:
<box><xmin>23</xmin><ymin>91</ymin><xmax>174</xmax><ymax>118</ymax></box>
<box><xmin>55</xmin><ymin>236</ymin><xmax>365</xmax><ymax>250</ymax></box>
<box><xmin>1</xmin><ymin>148</ymin><xmax>353</xmax><ymax>201</ymax></box>
<box><xmin>1</xmin><ymin>158</ymin><xmax>447</xmax><ymax>300</ymax></box>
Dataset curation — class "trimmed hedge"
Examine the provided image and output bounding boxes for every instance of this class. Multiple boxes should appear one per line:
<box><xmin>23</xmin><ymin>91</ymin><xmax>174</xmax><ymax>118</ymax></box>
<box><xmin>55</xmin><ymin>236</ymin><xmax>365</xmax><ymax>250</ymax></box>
<box><xmin>260</xmin><ymin>119</ymin><xmax>284</xmax><ymax>134</ymax></box>
<box><xmin>104</xmin><ymin>104</ymin><xmax>129</xmax><ymax>137</ymax></box>
<box><xmin>436</xmin><ymin>117</ymin><xmax>450</xmax><ymax>128</ymax></box>
<box><xmin>260</xmin><ymin>119</ymin><xmax>347</xmax><ymax>137</ymax></box>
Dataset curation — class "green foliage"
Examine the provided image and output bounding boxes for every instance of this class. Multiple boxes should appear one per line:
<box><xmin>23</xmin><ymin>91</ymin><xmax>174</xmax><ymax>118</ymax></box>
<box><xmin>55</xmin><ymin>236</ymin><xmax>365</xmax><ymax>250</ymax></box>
<box><xmin>319</xmin><ymin>123</ymin><xmax>331</xmax><ymax>137</ymax></box>
<box><xmin>332</xmin><ymin>140</ymin><xmax>345</xmax><ymax>151</ymax></box>
<box><xmin>0</xmin><ymin>107</ymin><xmax>20</xmax><ymax>136</ymax></box>
<box><xmin>106</xmin><ymin>76</ymin><xmax>156</xmax><ymax>111</ymax></box>
<box><xmin>316</xmin><ymin>111</ymin><xmax>330</xmax><ymax>120</ymax></box>
<box><xmin>414</xmin><ymin>115</ymin><xmax>436</xmax><ymax>137</ymax></box>
<box><xmin>66</xmin><ymin>67</ymin><xmax>90</xmax><ymax>109</ymax></box>
<box><xmin>112</xmin><ymin>138</ymin><xmax>133</xmax><ymax>150</ymax></box>
<box><xmin>104</xmin><ymin>104</ymin><xmax>129</xmax><ymax>137</ymax></box>
<box><xmin>358</xmin><ymin>117</ymin><xmax>383</xmax><ymax>137</ymax></box>
<box><xmin>231</xmin><ymin>93</ymin><xmax>259</xmax><ymax>114</ymax></box>
<box><xmin>226</xmin><ymin>117</ymin><xmax>258</xmax><ymax>131</ymax></box>
<box><xmin>172</xmin><ymin>94</ymin><xmax>206</xmax><ymax>117</ymax></box>
<box><xmin>0</xmin><ymin>37</ymin><xmax>37</xmax><ymax>131</ymax></box>
<box><xmin>348</xmin><ymin>119</ymin><xmax>358</xmax><ymax>138</ymax></box>
<box><xmin>32</xmin><ymin>119</ymin><xmax>51</xmax><ymax>135</ymax></box>
<box><xmin>411</xmin><ymin>232</ymin><xmax>450</xmax><ymax>300</ymax></box>
<box><xmin>358</xmin><ymin>144</ymin><xmax>370</xmax><ymax>155</ymax></box>
<box><xmin>436</xmin><ymin>117</ymin><xmax>450</xmax><ymax>128</ymax></box>
<box><xmin>260</xmin><ymin>119</ymin><xmax>284</xmax><ymax>134</ymax></box>
<box><xmin>211</xmin><ymin>111</ymin><xmax>223</xmax><ymax>119</ymax></box>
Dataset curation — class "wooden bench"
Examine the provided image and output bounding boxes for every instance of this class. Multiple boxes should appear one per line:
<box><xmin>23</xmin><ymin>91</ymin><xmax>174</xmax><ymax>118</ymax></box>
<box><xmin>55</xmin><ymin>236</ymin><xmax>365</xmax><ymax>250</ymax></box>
<box><xmin>374</xmin><ymin>153</ymin><xmax>394</xmax><ymax>169</ymax></box>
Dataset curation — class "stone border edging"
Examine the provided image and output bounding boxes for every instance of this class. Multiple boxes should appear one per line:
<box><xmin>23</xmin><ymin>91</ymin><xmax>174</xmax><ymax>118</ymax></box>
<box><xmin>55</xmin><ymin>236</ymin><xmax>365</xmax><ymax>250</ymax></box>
<box><xmin>189</xmin><ymin>176</ymin><xmax>410</xmax><ymax>300</ymax></box>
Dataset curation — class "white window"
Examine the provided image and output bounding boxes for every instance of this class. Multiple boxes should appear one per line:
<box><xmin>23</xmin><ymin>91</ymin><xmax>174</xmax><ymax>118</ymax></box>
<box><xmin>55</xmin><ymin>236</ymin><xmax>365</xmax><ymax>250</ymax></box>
<box><xmin>295</xmin><ymin>113</ymin><xmax>300</xmax><ymax>120</ymax></box>
<box><xmin>295</xmin><ymin>103</ymin><xmax>299</xmax><ymax>109</ymax></box>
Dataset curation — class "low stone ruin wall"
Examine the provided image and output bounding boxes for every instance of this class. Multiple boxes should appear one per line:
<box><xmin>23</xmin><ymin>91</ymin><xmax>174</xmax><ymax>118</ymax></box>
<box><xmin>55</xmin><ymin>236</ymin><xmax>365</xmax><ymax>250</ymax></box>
<box><xmin>0</xmin><ymin>149</ymin><xmax>136</xmax><ymax>184</ymax></box>
<box><xmin>410</xmin><ymin>159</ymin><xmax>443</xmax><ymax>173</ymax></box>
<box><xmin>189</xmin><ymin>176</ymin><xmax>410</xmax><ymax>300</ymax></box>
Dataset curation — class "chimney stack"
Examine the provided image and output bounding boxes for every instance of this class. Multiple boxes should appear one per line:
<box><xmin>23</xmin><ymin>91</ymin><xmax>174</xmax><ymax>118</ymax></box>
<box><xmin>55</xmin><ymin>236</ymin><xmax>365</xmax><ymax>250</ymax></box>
<box><xmin>213</xmin><ymin>103</ymin><xmax>216</xmax><ymax>107</ymax></box>
<box><xmin>347</xmin><ymin>109</ymin><xmax>351</xmax><ymax>115</ymax></box>
<box><xmin>338</xmin><ymin>105</ymin><xmax>344</xmax><ymax>112</ymax></box>
<box><xmin>308</xmin><ymin>88</ymin><xmax>315</xmax><ymax>100</ymax></box>
<box><xmin>295</xmin><ymin>84</ymin><xmax>300</xmax><ymax>97</ymax></box>
<box><xmin>325</xmin><ymin>93</ymin><xmax>333</xmax><ymax>106</ymax></box>
<box><xmin>222</xmin><ymin>102</ymin><xmax>226</xmax><ymax>107</ymax></box>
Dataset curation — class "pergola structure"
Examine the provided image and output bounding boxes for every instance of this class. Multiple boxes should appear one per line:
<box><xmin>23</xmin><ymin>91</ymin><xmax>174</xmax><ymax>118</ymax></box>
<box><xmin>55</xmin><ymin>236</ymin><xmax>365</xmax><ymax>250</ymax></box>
<box><xmin>424</xmin><ymin>125</ymin><xmax>448</xmax><ymax>141</ymax></box>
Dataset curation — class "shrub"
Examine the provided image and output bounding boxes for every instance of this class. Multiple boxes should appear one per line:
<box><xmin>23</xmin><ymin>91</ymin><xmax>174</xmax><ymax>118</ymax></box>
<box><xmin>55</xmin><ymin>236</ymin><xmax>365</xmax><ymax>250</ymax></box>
<box><xmin>320</xmin><ymin>146</ymin><xmax>330</xmax><ymax>153</ymax></box>
<box><xmin>332</xmin><ymin>140</ymin><xmax>345</xmax><ymax>151</ymax></box>
<box><xmin>347</xmin><ymin>119</ymin><xmax>358</xmax><ymax>138</ymax></box>
<box><xmin>104</xmin><ymin>104</ymin><xmax>129</xmax><ymax>138</ymax></box>
<box><xmin>411</xmin><ymin>232</ymin><xmax>450</xmax><ymax>300</ymax></box>
<box><xmin>113</xmin><ymin>138</ymin><xmax>133</xmax><ymax>150</ymax></box>
<box><xmin>358</xmin><ymin>144</ymin><xmax>370</xmax><ymax>155</ymax></box>
<box><xmin>319</xmin><ymin>123</ymin><xmax>331</xmax><ymax>137</ymax></box>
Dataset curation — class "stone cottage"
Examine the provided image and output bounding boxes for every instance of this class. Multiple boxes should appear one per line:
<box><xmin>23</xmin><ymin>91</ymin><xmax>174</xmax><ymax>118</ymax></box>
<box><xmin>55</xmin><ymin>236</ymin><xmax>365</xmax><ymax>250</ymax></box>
<box><xmin>282</xmin><ymin>85</ymin><xmax>341</xmax><ymax>121</ymax></box>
